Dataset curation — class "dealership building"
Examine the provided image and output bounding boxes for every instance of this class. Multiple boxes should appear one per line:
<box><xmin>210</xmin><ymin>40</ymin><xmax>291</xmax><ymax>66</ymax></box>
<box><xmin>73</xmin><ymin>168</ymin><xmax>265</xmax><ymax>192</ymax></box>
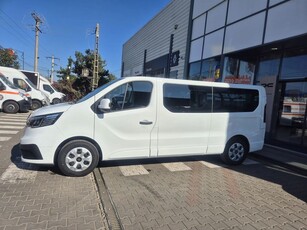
<box><xmin>122</xmin><ymin>0</ymin><xmax>307</xmax><ymax>153</ymax></box>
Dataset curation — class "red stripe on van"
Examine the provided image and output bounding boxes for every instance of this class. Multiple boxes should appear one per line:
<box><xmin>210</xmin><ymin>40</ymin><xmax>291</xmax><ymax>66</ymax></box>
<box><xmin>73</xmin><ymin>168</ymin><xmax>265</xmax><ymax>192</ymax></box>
<box><xmin>0</xmin><ymin>90</ymin><xmax>19</xmax><ymax>95</ymax></box>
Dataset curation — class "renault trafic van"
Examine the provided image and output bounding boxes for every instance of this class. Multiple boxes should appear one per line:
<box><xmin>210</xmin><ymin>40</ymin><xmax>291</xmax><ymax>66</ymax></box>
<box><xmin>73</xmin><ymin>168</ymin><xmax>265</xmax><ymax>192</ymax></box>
<box><xmin>0</xmin><ymin>73</ymin><xmax>31</xmax><ymax>113</ymax></box>
<box><xmin>0</xmin><ymin>66</ymin><xmax>49</xmax><ymax>110</ymax></box>
<box><xmin>20</xmin><ymin>77</ymin><xmax>266</xmax><ymax>177</ymax></box>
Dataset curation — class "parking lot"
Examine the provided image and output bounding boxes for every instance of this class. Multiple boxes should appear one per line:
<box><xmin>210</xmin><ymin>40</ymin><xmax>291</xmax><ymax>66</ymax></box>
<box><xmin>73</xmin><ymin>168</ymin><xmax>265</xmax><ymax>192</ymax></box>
<box><xmin>96</xmin><ymin>155</ymin><xmax>307</xmax><ymax>230</ymax></box>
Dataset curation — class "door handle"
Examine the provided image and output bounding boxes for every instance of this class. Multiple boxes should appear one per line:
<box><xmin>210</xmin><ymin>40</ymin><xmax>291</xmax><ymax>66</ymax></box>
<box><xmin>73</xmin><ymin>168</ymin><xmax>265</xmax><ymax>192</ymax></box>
<box><xmin>139</xmin><ymin>120</ymin><xmax>153</xmax><ymax>125</ymax></box>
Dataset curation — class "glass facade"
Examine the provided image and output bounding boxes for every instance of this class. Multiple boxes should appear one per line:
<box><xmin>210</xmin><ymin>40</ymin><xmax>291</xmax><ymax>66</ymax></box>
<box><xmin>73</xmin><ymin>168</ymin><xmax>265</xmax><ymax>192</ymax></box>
<box><xmin>189</xmin><ymin>0</ymin><xmax>307</xmax><ymax>152</ymax></box>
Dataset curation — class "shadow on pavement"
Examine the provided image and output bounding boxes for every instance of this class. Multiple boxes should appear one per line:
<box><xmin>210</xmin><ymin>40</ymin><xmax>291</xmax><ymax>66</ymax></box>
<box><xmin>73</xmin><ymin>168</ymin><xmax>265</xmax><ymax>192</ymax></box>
<box><xmin>229</xmin><ymin>159</ymin><xmax>307</xmax><ymax>203</ymax></box>
<box><xmin>10</xmin><ymin>144</ymin><xmax>60</xmax><ymax>175</ymax></box>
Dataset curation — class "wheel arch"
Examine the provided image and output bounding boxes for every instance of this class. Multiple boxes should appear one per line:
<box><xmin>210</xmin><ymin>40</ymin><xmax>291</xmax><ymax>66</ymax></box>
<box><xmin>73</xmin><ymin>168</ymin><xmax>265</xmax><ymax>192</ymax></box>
<box><xmin>54</xmin><ymin>136</ymin><xmax>103</xmax><ymax>164</ymax></box>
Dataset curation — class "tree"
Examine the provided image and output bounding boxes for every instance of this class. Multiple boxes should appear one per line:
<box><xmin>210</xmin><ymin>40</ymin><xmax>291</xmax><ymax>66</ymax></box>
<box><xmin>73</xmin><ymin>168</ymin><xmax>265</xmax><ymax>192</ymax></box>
<box><xmin>56</xmin><ymin>49</ymin><xmax>115</xmax><ymax>101</ymax></box>
<box><xmin>57</xmin><ymin>56</ymin><xmax>74</xmax><ymax>81</ymax></box>
<box><xmin>0</xmin><ymin>48</ymin><xmax>20</xmax><ymax>68</ymax></box>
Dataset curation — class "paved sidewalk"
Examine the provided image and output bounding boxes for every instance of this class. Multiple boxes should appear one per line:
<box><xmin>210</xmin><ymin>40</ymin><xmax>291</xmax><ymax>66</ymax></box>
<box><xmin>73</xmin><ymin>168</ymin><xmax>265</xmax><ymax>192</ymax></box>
<box><xmin>0</xmin><ymin>163</ymin><xmax>108</xmax><ymax>230</ymax></box>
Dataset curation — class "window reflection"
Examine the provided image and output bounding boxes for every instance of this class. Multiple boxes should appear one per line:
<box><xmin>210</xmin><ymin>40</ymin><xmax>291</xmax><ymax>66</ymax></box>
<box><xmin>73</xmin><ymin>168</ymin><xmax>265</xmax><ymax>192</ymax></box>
<box><xmin>281</xmin><ymin>48</ymin><xmax>307</xmax><ymax>80</ymax></box>
<box><xmin>222</xmin><ymin>57</ymin><xmax>255</xmax><ymax>84</ymax></box>
<box><xmin>276</xmin><ymin>82</ymin><xmax>307</xmax><ymax>145</ymax></box>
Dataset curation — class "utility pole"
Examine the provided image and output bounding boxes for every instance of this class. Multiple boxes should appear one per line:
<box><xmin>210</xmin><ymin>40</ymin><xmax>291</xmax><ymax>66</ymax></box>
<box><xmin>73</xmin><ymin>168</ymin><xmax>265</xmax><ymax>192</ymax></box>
<box><xmin>32</xmin><ymin>12</ymin><xmax>42</xmax><ymax>72</ymax></box>
<box><xmin>46</xmin><ymin>55</ymin><xmax>60</xmax><ymax>83</ymax></box>
<box><xmin>92</xmin><ymin>23</ymin><xmax>99</xmax><ymax>91</ymax></box>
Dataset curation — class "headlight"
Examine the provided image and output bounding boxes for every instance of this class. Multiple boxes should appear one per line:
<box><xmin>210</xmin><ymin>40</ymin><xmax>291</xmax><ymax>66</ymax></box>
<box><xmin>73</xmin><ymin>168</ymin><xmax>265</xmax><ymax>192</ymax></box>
<box><xmin>19</xmin><ymin>93</ymin><xmax>28</xmax><ymax>101</ymax></box>
<box><xmin>27</xmin><ymin>113</ymin><xmax>63</xmax><ymax>128</ymax></box>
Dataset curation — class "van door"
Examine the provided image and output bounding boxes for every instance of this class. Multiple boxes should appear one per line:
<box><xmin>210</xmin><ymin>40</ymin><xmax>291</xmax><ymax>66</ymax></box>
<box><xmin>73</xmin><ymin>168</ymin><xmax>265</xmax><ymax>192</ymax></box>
<box><xmin>157</xmin><ymin>83</ymin><xmax>211</xmax><ymax>156</ymax></box>
<box><xmin>94</xmin><ymin>80</ymin><xmax>157</xmax><ymax>159</ymax></box>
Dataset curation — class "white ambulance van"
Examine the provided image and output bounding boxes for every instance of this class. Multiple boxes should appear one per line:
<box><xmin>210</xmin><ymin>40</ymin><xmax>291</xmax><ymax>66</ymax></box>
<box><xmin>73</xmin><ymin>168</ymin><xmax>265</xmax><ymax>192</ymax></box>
<box><xmin>21</xmin><ymin>70</ymin><xmax>66</xmax><ymax>104</ymax></box>
<box><xmin>0</xmin><ymin>66</ymin><xmax>49</xmax><ymax>110</ymax></box>
<box><xmin>0</xmin><ymin>73</ymin><xmax>31</xmax><ymax>113</ymax></box>
<box><xmin>20</xmin><ymin>77</ymin><xmax>266</xmax><ymax>177</ymax></box>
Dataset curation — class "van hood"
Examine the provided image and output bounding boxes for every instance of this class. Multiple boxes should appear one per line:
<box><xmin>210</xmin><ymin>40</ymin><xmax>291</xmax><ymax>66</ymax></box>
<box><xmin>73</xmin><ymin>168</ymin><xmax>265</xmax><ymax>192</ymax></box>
<box><xmin>30</xmin><ymin>102</ymin><xmax>73</xmax><ymax>117</ymax></box>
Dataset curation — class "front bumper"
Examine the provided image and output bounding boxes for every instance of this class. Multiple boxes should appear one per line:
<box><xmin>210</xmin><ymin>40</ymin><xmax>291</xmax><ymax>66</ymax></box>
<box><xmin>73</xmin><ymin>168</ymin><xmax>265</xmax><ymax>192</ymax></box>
<box><xmin>18</xmin><ymin>99</ymin><xmax>31</xmax><ymax>112</ymax></box>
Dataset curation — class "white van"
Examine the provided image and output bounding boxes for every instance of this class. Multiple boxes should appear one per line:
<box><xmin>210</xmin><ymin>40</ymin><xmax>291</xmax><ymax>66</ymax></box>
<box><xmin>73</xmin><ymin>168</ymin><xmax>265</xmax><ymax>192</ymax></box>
<box><xmin>0</xmin><ymin>66</ymin><xmax>49</xmax><ymax>110</ymax></box>
<box><xmin>21</xmin><ymin>70</ymin><xmax>65</xmax><ymax>104</ymax></box>
<box><xmin>0</xmin><ymin>73</ymin><xmax>31</xmax><ymax>113</ymax></box>
<box><xmin>20</xmin><ymin>77</ymin><xmax>266</xmax><ymax>176</ymax></box>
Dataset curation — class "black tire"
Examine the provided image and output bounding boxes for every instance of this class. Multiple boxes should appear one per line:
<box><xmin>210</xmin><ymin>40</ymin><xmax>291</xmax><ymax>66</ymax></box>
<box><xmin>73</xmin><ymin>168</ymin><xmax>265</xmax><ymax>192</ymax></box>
<box><xmin>57</xmin><ymin>140</ymin><xmax>99</xmax><ymax>177</ymax></box>
<box><xmin>3</xmin><ymin>101</ymin><xmax>19</xmax><ymax>113</ymax></box>
<box><xmin>52</xmin><ymin>98</ymin><xmax>61</xmax><ymax>104</ymax></box>
<box><xmin>220</xmin><ymin>137</ymin><xmax>248</xmax><ymax>165</ymax></box>
<box><xmin>31</xmin><ymin>100</ymin><xmax>42</xmax><ymax>110</ymax></box>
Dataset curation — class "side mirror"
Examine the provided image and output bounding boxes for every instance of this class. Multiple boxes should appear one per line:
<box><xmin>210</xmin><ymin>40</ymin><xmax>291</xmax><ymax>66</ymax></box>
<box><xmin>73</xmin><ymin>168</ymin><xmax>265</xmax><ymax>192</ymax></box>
<box><xmin>98</xmin><ymin>98</ymin><xmax>111</xmax><ymax>112</ymax></box>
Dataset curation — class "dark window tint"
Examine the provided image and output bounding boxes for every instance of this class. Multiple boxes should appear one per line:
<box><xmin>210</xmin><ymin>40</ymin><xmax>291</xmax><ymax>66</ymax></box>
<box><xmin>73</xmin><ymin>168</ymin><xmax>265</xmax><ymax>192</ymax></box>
<box><xmin>43</xmin><ymin>84</ymin><xmax>54</xmax><ymax>94</ymax></box>
<box><xmin>104</xmin><ymin>81</ymin><xmax>152</xmax><ymax>111</ymax></box>
<box><xmin>212</xmin><ymin>87</ymin><xmax>259</xmax><ymax>112</ymax></box>
<box><xmin>163</xmin><ymin>83</ymin><xmax>212</xmax><ymax>113</ymax></box>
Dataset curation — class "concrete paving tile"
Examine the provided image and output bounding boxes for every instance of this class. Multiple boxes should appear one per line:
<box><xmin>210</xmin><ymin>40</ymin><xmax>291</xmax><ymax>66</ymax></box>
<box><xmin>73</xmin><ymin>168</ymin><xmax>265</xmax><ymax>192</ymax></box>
<box><xmin>26</xmin><ymin>221</ymin><xmax>48</xmax><ymax>230</ymax></box>
<box><xmin>38</xmin><ymin>214</ymin><xmax>57</xmax><ymax>222</ymax></box>
<box><xmin>282</xmin><ymin>223</ymin><xmax>301</xmax><ymax>230</ymax></box>
<box><xmin>47</xmin><ymin>219</ymin><xmax>67</xmax><ymax>228</ymax></box>
<box><xmin>154</xmin><ymin>217</ymin><xmax>175</xmax><ymax>227</ymax></box>
<box><xmin>124</xmin><ymin>222</ymin><xmax>143</xmax><ymax>230</ymax></box>
<box><xmin>76</xmin><ymin>222</ymin><xmax>96</xmax><ymax>230</ymax></box>
<box><xmin>168</xmin><ymin>221</ymin><xmax>186</xmax><ymax>230</ymax></box>
<box><xmin>154</xmin><ymin>225</ymin><xmax>171</xmax><ymax>230</ymax></box>
<box><xmin>76</xmin><ymin>209</ymin><xmax>93</xmax><ymax>218</ymax></box>
<box><xmin>3</xmin><ymin>224</ymin><xmax>27</xmax><ymax>230</ymax></box>
<box><xmin>140</xmin><ymin>219</ymin><xmax>159</xmax><ymax>229</ymax></box>
<box><xmin>9</xmin><ymin>210</ymin><xmax>31</xmax><ymax>219</ymax></box>
<box><xmin>18</xmin><ymin>215</ymin><xmax>39</xmax><ymax>225</ymax></box>
<box><xmin>57</xmin><ymin>224</ymin><xmax>76</xmax><ymax>230</ymax></box>
<box><xmin>4</xmin><ymin>205</ymin><xmax>23</xmax><ymax>212</ymax></box>
<box><xmin>67</xmin><ymin>217</ymin><xmax>85</xmax><ymax>226</ymax></box>
<box><xmin>182</xmin><ymin>219</ymin><xmax>201</xmax><ymax>229</ymax></box>
<box><xmin>23</xmin><ymin>204</ymin><xmax>42</xmax><ymax>212</ymax></box>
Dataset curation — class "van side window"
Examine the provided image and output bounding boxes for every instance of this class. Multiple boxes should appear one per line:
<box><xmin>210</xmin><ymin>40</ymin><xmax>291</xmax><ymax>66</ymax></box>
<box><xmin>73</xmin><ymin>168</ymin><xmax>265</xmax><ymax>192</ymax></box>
<box><xmin>163</xmin><ymin>83</ymin><xmax>212</xmax><ymax>113</ymax></box>
<box><xmin>13</xmin><ymin>79</ymin><xmax>30</xmax><ymax>91</ymax></box>
<box><xmin>43</xmin><ymin>84</ymin><xmax>55</xmax><ymax>94</ymax></box>
<box><xmin>104</xmin><ymin>81</ymin><xmax>152</xmax><ymax>111</ymax></box>
<box><xmin>212</xmin><ymin>87</ymin><xmax>259</xmax><ymax>112</ymax></box>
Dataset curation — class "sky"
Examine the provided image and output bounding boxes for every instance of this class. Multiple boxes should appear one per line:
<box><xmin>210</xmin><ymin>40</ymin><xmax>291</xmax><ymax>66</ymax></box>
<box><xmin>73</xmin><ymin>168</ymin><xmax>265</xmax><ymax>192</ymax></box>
<box><xmin>0</xmin><ymin>0</ymin><xmax>170</xmax><ymax>78</ymax></box>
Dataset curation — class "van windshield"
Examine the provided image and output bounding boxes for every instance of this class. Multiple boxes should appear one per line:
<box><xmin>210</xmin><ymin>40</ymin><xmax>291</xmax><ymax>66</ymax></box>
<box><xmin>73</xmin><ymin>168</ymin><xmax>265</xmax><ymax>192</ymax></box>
<box><xmin>77</xmin><ymin>78</ymin><xmax>121</xmax><ymax>104</ymax></box>
<box><xmin>0</xmin><ymin>75</ymin><xmax>18</xmax><ymax>89</ymax></box>
<box><xmin>25</xmin><ymin>78</ymin><xmax>38</xmax><ymax>89</ymax></box>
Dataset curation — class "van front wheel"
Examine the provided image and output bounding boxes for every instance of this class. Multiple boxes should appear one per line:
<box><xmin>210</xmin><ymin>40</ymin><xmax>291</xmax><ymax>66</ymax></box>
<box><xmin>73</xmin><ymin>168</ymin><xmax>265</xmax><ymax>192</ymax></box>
<box><xmin>32</xmin><ymin>100</ymin><xmax>42</xmax><ymax>110</ymax></box>
<box><xmin>57</xmin><ymin>140</ymin><xmax>99</xmax><ymax>177</ymax></box>
<box><xmin>220</xmin><ymin>137</ymin><xmax>248</xmax><ymax>165</ymax></box>
<box><xmin>3</xmin><ymin>101</ymin><xmax>19</xmax><ymax>113</ymax></box>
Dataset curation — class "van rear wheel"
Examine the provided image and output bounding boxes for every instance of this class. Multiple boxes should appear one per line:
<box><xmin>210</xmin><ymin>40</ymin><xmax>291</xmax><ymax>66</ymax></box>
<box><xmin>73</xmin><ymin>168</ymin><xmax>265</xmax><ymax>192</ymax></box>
<box><xmin>57</xmin><ymin>140</ymin><xmax>99</xmax><ymax>177</ymax></box>
<box><xmin>220</xmin><ymin>137</ymin><xmax>248</xmax><ymax>165</ymax></box>
<box><xmin>3</xmin><ymin>101</ymin><xmax>19</xmax><ymax>113</ymax></box>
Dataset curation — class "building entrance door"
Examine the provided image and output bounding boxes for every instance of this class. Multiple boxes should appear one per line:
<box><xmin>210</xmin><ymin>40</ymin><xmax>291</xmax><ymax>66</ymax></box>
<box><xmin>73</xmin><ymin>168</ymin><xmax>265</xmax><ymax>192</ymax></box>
<box><xmin>275</xmin><ymin>81</ymin><xmax>307</xmax><ymax>147</ymax></box>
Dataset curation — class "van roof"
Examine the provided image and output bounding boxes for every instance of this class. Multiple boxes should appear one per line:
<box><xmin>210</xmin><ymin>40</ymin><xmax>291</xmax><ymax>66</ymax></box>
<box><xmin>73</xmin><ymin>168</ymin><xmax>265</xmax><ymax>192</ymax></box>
<box><xmin>0</xmin><ymin>66</ymin><xmax>28</xmax><ymax>79</ymax></box>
